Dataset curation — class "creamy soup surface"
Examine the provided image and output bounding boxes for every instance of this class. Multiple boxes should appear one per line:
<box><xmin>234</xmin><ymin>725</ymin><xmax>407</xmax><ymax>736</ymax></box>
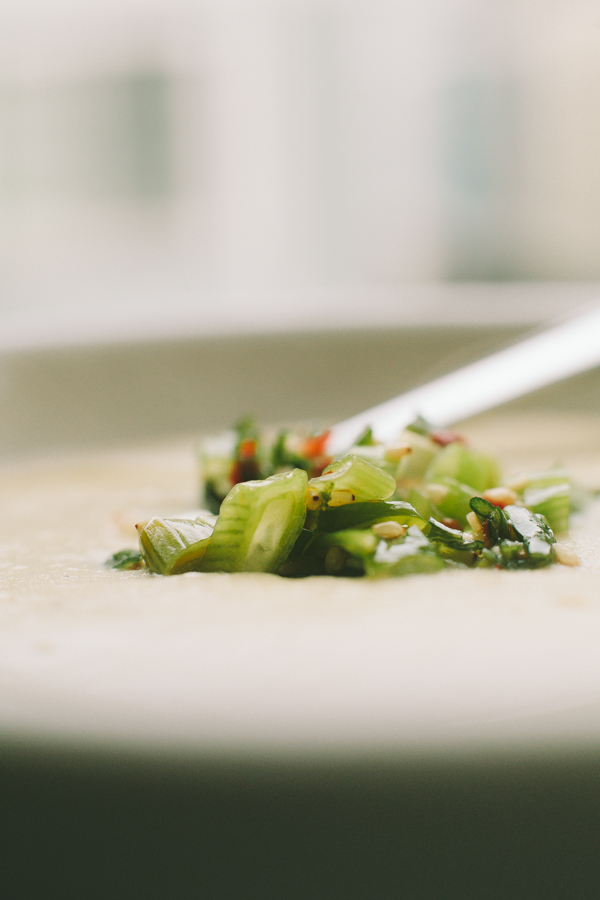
<box><xmin>1</xmin><ymin>411</ymin><xmax>600</xmax><ymax>754</ymax></box>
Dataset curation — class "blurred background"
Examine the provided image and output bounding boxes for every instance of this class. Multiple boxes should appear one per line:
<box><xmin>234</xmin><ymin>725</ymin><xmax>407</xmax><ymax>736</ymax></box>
<box><xmin>1</xmin><ymin>0</ymin><xmax>600</xmax><ymax>449</ymax></box>
<box><xmin>3</xmin><ymin>9</ymin><xmax>600</xmax><ymax>895</ymax></box>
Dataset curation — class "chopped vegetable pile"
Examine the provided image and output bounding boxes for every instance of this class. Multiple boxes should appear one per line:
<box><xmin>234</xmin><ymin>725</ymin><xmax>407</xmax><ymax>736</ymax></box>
<box><xmin>107</xmin><ymin>417</ymin><xmax>582</xmax><ymax>578</ymax></box>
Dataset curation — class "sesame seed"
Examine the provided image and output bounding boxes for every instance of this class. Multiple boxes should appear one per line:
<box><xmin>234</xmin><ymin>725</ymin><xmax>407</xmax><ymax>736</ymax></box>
<box><xmin>554</xmin><ymin>543</ymin><xmax>580</xmax><ymax>567</ymax></box>
<box><xmin>328</xmin><ymin>490</ymin><xmax>355</xmax><ymax>507</ymax></box>
<box><xmin>371</xmin><ymin>521</ymin><xmax>406</xmax><ymax>540</ymax></box>
<box><xmin>466</xmin><ymin>511</ymin><xmax>484</xmax><ymax>536</ymax></box>
<box><xmin>305</xmin><ymin>487</ymin><xmax>322</xmax><ymax>511</ymax></box>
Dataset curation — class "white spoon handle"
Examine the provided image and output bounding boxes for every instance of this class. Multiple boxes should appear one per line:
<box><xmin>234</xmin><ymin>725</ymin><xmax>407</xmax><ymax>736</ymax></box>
<box><xmin>327</xmin><ymin>303</ymin><xmax>600</xmax><ymax>455</ymax></box>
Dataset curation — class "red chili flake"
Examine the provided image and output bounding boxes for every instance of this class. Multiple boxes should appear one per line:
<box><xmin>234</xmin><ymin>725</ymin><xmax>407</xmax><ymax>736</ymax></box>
<box><xmin>430</xmin><ymin>431</ymin><xmax>467</xmax><ymax>447</ymax></box>
<box><xmin>302</xmin><ymin>431</ymin><xmax>330</xmax><ymax>459</ymax></box>
<box><xmin>238</xmin><ymin>439</ymin><xmax>257</xmax><ymax>459</ymax></box>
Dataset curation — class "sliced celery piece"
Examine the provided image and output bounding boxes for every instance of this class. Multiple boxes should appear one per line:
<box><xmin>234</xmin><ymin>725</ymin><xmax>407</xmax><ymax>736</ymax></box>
<box><xmin>342</xmin><ymin>444</ymin><xmax>397</xmax><ymax>478</ymax></box>
<box><xmin>434</xmin><ymin>543</ymin><xmax>477</xmax><ymax>568</ymax></box>
<box><xmin>316</xmin><ymin>499</ymin><xmax>425</xmax><ymax>533</ymax></box>
<box><xmin>499</xmin><ymin>539</ymin><xmax>527</xmax><ymax>567</ymax></box>
<box><xmin>424</xmin><ymin>442</ymin><xmax>499</xmax><ymax>493</ymax></box>
<box><xmin>515</xmin><ymin>467</ymin><xmax>585</xmax><ymax>525</ymax></box>
<box><xmin>523</xmin><ymin>482</ymin><xmax>570</xmax><ymax>535</ymax></box>
<box><xmin>314</xmin><ymin>529</ymin><xmax>378</xmax><ymax>560</ymax></box>
<box><xmin>200</xmin><ymin>468</ymin><xmax>308</xmax><ymax>573</ymax></box>
<box><xmin>395</xmin><ymin>431</ymin><xmax>438</xmax><ymax>484</ymax></box>
<box><xmin>139</xmin><ymin>517</ymin><xmax>214</xmax><ymax>575</ymax></box>
<box><xmin>309</xmin><ymin>455</ymin><xmax>395</xmax><ymax>504</ymax></box>
<box><xmin>365</xmin><ymin>527</ymin><xmax>444</xmax><ymax>578</ymax></box>
<box><xmin>513</xmin><ymin>468</ymin><xmax>570</xmax><ymax>491</ymax></box>
<box><xmin>427</xmin><ymin>476</ymin><xmax>478</xmax><ymax>527</ymax></box>
<box><xmin>476</xmin><ymin>547</ymin><xmax>501</xmax><ymax>568</ymax></box>
<box><xmin>406</xmin><ymin>488</ymin><xmax>442</xmax><ymax>522</ymax></box>
<box><xmin>279</xmin><ymin>527</ymin><xmax>379</xmax><ymax>577</ymax></box>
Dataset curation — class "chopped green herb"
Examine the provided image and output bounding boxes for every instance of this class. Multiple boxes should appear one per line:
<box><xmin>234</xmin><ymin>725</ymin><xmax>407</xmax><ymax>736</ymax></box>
<box><xmin>354</xmin><ymin>426</ymin><xmax>376</xmax><ymax>446</ymax></box>
<box><xmin>105</xmin><ymin>549</ymin><xmax>144</xmax><ymax>570</ymax></box>
<box><xmin>503</xmin><ymin>505</ymin><xmax>556</xmax><ymax>566</ymax></box>
<box><xmin>309</xmin><ymin>455</ymin><xmax>396</xmax><ymax>505</ymax></box>
<box><xmin>469</xmin><ymin>496</ymin><xmax>510</xmax><ymax>545</ymax></box>
<box><xmin>110</xmin><ymin>419</ymin><xmax>580</xmax><ymax>580</ymax></box>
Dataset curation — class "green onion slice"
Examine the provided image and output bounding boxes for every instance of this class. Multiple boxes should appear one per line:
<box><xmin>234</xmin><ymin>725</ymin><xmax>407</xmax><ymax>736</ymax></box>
<box><xmin>315</xmin><ymin>499</ymin><xmax>425</xmax><ymax>533</ymax></box>
<box><xmin>313</xmin><ymin>528</ymin><xmax>378</xmax><ymax>560</ymax></box>
<box><xmin>429</xmin><ymin>476</ymin><xmax>478</xmax><ymax>527</ymax></box>
<box><xmin>309</xmin><ymin>455</ymin><xmax>396</xmax><ymax>504</ymax></box>
<box><xmin>503</xmin><ymin>504</ymin><xmax>555</xmax><ymax>565</ymax></box>
<box><xmin>469</xmin><ymin>496</ymin><xmax>511</xmax><ymax>545</ymax></box>
<box><xmin>523</xmin><ymin>482</ymin><xmax>570</xmax><ymax>535</ymax></box>
<box><xmin>426</xmin><ymin>516</ymin><xmax>484</xmax><ymax>552</ymax></box>
<box><xmin>200</xmin><ymin>468</ymin><xmax>309</xmax><ymax>573</ymax></box>
<box><xmin>424</xmin><ymin>442</ymin><xmax>499</xmax><ymax>493</ymax></box>
<box><xmin>139</xmin><ymin>517</ymin><xmax>214</xmax><ymax>575</ymax></box>
<box><xmin>365</xmin><ymin>527</ymin><xmax>444</xmax><ymax>578</ymax></box>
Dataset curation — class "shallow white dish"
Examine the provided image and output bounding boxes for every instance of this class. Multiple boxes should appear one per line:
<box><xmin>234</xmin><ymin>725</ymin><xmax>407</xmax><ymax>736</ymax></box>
<box><xmin>1</xmin><ymin>410</ymin><xmax>600</xmax><ymax>758</ymax></box>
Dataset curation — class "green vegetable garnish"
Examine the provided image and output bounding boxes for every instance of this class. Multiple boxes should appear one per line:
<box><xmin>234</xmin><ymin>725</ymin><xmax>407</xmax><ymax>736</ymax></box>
<box><xmin>406</xmin><ymin>488</ymin><xmax>442</xmax><ymax>521</ymax></box>
<box><xmin>354</xmin><ymin>425</ymin><xmax>376</xmax><ymax>446</ymax></box>
<box><xmin>427</xmin><ymin>476</ymin><xmax>478</xmax><ymax>528</ymax></box>
<box><xmin>395</xmin><ymin>431</ymin><xmax>438</xmax><ymax>483</ymax></box>
<box><xmin>405</xmin><ymin>415</ymin><xmax>433</xmax><ymax>436</ymax></box>
<box><xmin>426</xmin><ymin>517</ymin><xmax>484</xmax><ymax>552</ymax></box>
<box><xmin>200</xmin><ymin>468</ymin><xmax>309</xmax><ymax>573</ymax></box>
<box><xmin>522</xmin><ymin>483</ymin><xmax>570</xmax><ymax>535</ymax></box>
<box><xmin>424</xmin><ymin>442</ymin><xmax>499</xmax><ymax>493</ymax></box>
<box><xmin>365</xmin><ymin>526</ymin><xmax>444</xmax><ymax>577</ymax></box>
<box><xmin>111</xmin><ymin>418</ymin><xmax>576</xmax><ymax>581</ymax></box>
<box><xmin>499</xmin><ymin>539</ymin><xmax>527</xmax><ymax>567</ymax></box>
<box><xmin>503</xmin><ymin>504</ymin><xmax>555</xmax><ymax>566</ymax></box>
<box><xmin>309</xmin><ymin>455</ymin><xmax>396</xmax><ymax>505</ymax></box>
<box><xmin>105</xmin><ymin>549</ymin><xmax>144</xmax><ymax>570</ymax></box>
<box><xmin>270</xmin><ymin>430</ymin><xmax>313</xmax><ymax>473</ymax></box>
<box><xmin>315</xmin><ymin>528</ymin><xmax>378</xmax><ymax>557</ymax></box>
<box><xmin>315</xmin><ymin>499</ymin><xmax>425</xmax><ymax>532</ymax></box>
<box><xmin>139</xmin><ymin>517</ymin><xmax>214</xmax><ymax>575</ymax></box>
<box><xmin>476</xmin><ymin>547</ymin><xmax>501</xmax><ymax>568</ymax></box>
<box><xmin>469</xmin><ymin>496</ymin><xmax>510</xmax><ymax>545</ymax></box>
